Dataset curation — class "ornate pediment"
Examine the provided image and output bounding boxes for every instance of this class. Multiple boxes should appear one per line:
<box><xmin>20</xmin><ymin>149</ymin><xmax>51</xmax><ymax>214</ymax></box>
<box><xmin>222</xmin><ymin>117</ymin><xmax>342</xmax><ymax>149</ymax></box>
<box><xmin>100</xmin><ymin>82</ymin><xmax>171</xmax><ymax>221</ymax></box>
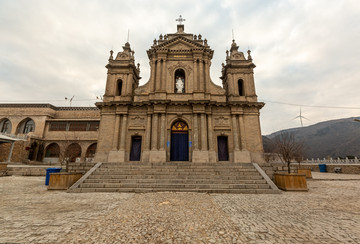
<box><xmin>157</xmin><ymin>36</ymin><xmax>205</xmax><ymax>50</ymax></box>
<box><xmin>166</xmin><ymin>40</ymin><xmax>197</xmax><ymax>51</ymax></box>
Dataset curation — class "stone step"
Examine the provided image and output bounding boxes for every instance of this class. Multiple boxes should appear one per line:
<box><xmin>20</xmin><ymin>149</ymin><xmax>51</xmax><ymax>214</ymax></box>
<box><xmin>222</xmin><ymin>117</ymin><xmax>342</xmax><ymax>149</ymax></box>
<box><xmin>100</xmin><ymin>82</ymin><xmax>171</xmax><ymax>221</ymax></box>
<box><xmin>84</xmin><ymin>178</ymin><xmax>267</xmax><ymax>184</ymax></box>
<box><xmin>97</xmin><ymin>167</ymin><xmax>257</xmax><ymax>173</ymax></box>
<box><xmin>87</xmin><ymin>174</ymin><xmax>264</xmax><ymax>180</ymax></box>
<box><xmin>79</xmin><ymin>182</ymin><xmax>271</xmax><ymax>189</ymax></box>
<box><xmin>101</xmin><ymin>163</ymin><xmax>253</xmax><ymax>169</ymax></box>
<box><xmin>71</xmin><ymin>187</ymin><xmax>279</xmax><ymax>194</ymax></box>
<box><xmin>71</xmin><ymin>162</ymin><xmax>278</xmax><ymax>194</ymax></box>
<box><xmin>91</xmin><ymin>171</ymin><xmax>259</xmax><ymax>176</ymax></box>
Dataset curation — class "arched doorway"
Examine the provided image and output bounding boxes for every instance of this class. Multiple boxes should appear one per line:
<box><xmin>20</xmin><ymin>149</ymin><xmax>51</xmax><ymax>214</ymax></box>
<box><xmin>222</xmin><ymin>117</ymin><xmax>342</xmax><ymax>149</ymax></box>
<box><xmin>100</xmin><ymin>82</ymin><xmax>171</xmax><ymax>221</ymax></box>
<box><xmin>170</xmin><ymin>120</ymin><xmax>189</xmax><ymax>161</ymax></box>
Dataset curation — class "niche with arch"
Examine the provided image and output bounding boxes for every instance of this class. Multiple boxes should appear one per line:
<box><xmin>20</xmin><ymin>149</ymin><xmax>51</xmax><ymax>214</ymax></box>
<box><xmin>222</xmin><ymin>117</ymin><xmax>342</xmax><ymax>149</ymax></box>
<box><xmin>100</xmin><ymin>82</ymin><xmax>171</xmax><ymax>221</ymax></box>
<box><xmin>174</xmin><ymin>69</ymin><xmax>185</xmax><ymax>93</ymax></box>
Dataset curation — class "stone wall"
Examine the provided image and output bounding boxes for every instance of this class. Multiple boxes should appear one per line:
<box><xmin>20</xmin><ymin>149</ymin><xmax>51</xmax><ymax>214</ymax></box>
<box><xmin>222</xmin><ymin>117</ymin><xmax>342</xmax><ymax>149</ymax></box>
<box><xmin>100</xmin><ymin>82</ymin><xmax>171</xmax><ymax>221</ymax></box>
<box><xmin>0</xmin><ymin>140</ymin><xmax>29</xmax><ymax>163</ymax></box>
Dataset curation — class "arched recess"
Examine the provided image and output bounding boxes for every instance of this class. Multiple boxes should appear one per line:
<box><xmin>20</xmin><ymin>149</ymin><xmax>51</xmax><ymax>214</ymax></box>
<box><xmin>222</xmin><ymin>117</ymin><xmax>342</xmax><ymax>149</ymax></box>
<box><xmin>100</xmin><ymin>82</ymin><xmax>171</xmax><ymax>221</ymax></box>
<box><xmin>17</xmin><ymin>118</ymin><xmax>35</xmax><ymax>134</ymax></box>
<box><xmin>174</xmin><ymin>69</ymin><xmax>185</xmax><ymax>93</ymax></box>
<box><xmin>117</xmin><ymin>79</ymin><xmax>123</xmax><ymax>96</ymax></box>
<box><xmin>238</xmin><ymin>79</ymin><xmax>244</xmax><ymax>96</ymax></box>
<box><xmin>43</xmin><ymin>143</ymin><xmax>60</xmax><ymax>162</ymax></box>
<box><xmin>170</xmin><ymin>120</ymin><xmax>189</xmax><ymax>161</ymax></box>
<box><xmin>65</xmin><ymin>143</ymin><xmax>82</xmax><ymax>162</ymax></box>
<box><xmin>0</xmin><ymin>118</ymin><xmax>12</xmax><ymax>133</ymax></box>
<box><xmin>85</xmin><ymin>143</ymin><xmax>97</xmax><ymax>158</ymax></box>
<box><xmin>44</xmin><ymin>143</ymin><xmax>60</xmax><ymax>158</ymax></box>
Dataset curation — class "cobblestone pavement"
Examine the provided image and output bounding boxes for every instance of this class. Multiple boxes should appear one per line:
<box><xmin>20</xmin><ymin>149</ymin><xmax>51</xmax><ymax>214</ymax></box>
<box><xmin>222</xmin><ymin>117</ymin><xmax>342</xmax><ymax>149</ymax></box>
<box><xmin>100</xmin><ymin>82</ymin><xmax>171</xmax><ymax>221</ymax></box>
<box><xmin>1</xmin><ymin>175</ymin><xmax>360</xmax><ymax>243</ymax></box>
<box><xmin>0</xmin><ymin>176</ymin><xmax>133</xmax><ymax>244</ymax></box>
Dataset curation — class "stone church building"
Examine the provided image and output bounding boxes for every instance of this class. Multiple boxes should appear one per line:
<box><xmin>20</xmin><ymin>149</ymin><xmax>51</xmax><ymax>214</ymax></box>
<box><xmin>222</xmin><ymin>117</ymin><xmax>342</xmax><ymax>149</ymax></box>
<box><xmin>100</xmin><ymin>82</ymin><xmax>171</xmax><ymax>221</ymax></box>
<box><xmin>95</xmin><ymin>22</ymin><xmax>265</xmax><ymax>164</ymax></box>
<box><xmin>0</xmin><ymin>22</ymin><xmax>265</xmax><ymax>166</ymax></box>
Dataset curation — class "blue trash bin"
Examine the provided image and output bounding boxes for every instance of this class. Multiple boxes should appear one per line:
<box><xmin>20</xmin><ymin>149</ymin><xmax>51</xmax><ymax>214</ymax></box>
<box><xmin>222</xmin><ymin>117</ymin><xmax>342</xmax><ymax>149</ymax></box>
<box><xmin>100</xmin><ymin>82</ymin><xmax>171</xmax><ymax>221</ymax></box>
<box><xmin>318</xmin><ymin>164</ymin><xmax>327</xmax><ymax>173</ymax></box>
<box><xmin>45</xmin><ymin>168</ymin><xmax>62</xmax><ymax>185</ymax></box>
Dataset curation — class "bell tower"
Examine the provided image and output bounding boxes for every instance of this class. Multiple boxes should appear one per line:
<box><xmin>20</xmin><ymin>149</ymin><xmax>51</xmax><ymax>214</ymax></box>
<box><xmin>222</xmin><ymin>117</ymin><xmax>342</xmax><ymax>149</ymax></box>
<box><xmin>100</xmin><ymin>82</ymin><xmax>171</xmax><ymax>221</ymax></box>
<box><xmin>221</xmin><ymin>40</ymin><xmax>258</xmax><ymax>103</ymax></box>
<box><xmin>104</xmin><ymin>42</ymin><xmax>141</xmax><ymax>102</ymax></box>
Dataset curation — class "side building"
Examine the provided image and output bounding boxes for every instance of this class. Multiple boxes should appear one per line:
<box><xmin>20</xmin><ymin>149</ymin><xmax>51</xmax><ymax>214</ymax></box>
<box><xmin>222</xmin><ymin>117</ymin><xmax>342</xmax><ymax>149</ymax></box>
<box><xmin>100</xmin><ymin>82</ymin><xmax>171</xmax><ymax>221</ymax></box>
<box><xmin>0</xmin><ymin>104</ymin><xmax>99</xmax><ymax>164</ymax></box>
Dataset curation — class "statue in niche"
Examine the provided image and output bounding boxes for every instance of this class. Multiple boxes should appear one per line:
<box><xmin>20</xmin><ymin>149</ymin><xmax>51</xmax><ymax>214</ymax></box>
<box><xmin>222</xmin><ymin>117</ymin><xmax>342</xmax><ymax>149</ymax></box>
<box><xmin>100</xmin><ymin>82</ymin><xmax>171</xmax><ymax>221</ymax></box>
<box><xmin>175</xmin><ymin>76</ymin><xmax>185</xmax><ymax>93</ymax></box>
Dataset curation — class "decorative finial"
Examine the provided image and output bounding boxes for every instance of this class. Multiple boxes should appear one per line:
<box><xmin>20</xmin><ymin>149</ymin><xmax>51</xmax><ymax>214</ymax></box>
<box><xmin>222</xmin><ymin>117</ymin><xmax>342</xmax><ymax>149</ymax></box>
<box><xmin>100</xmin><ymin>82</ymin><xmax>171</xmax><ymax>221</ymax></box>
<box><xmin>226</xmin><ymin>50</ymin><xmax>229</xmax><ymax>57</ymax></box>
<box><xmin>109</xmin><ymin>50</ymin><xmax>114</xmax><ymax>60</ymax></box>
<box><xmin>247</xmin><ymin>50</ymin><xmax>252</xmax><ymax>60</ymax></box>
<box><xmin>176</xmin><ymin>15</ymin><xmax>186</xmax><ymax>25</ymax></box>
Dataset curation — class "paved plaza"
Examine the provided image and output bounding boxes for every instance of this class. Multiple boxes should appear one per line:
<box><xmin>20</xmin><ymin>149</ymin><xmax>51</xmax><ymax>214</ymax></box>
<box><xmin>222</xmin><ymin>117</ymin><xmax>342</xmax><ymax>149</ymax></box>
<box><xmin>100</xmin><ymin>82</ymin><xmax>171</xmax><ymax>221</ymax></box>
<box><xmin>1</xmin><ymin>173</ymin><xmax>360</xmax><ymax>243</ymax></box>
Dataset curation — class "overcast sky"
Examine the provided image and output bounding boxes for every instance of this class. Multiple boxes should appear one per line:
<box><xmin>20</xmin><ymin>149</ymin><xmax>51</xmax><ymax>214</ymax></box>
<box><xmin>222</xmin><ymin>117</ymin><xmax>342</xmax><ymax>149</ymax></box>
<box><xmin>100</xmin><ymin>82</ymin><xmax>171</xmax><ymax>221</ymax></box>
<box><xmin>0</xmin><ymin>0</ymin><xmax>359</xmax><ymax>135</ymax></box>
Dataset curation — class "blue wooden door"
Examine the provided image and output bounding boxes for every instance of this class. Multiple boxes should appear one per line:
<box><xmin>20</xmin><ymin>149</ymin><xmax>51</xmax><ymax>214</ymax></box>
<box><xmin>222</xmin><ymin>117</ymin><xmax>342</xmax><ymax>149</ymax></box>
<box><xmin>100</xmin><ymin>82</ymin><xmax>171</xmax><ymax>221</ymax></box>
<box><xmin>170</xmin><ymin>133</ymin><xmax>189</xmax><ymax>161</ymax></box>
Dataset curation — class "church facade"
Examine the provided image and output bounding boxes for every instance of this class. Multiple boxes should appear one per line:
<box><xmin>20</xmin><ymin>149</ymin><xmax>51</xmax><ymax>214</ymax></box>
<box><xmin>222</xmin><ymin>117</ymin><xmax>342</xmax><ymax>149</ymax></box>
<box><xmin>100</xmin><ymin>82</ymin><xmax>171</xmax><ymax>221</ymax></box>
<box><xmin>94</xmin><ymin>23</ymin><xmax>265</xmax><ymax>164</ymax></box>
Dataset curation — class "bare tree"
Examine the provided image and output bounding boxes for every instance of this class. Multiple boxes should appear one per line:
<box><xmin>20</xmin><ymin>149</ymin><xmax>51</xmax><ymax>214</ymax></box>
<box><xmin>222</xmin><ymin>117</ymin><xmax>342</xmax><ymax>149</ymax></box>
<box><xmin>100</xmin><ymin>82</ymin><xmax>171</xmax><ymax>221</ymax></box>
<box><xmin>272</xmin><ymin>132</ymin><xmax>305</xmax><ymax>173</ymax></box>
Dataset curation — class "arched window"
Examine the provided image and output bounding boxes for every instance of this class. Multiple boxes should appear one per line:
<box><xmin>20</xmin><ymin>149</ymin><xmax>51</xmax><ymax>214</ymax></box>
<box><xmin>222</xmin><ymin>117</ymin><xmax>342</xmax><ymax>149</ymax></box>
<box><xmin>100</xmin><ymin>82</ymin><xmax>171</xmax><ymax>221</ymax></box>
<box><xmin>23</xmin><ymin>119</ymin><xmax>35</xmax><ymax>134</ymax></box>
<box><xmin>238</xmin><ymin>79</ymin><xmax>244</xmax><ymax>96</ymax></box>
<box><xmin>174</xmin><ymin>69</ymin><xmax>185</xmax><ymax>93</ymax></box>
<box><xmin>1</xmin><ymin>119</ymin><xmax>12</xmax><ymax>133</ymax></box>
<box><xmin>117</xmin><ymin>79</ymin><xmax>123</xmax><ymax>96</ymax></box>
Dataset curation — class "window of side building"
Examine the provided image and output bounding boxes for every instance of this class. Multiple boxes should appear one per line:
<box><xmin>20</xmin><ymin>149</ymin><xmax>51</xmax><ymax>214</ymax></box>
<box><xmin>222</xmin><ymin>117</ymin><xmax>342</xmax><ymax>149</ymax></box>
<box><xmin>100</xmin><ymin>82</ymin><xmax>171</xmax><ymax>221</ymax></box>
<box><xmin>48</xmin><ymin>121</ymin><xmax>99</xmax><ymax>131</ymax></box>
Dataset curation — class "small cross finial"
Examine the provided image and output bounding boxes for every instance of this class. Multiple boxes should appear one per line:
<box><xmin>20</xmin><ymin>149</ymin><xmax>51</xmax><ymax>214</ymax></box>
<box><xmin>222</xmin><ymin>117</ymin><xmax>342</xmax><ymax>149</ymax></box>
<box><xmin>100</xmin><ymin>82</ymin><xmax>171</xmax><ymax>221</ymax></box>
<box><xmin>176</xmin><ymin>15</ymin><xmax>186</xmax><ymax>25</ymax></box>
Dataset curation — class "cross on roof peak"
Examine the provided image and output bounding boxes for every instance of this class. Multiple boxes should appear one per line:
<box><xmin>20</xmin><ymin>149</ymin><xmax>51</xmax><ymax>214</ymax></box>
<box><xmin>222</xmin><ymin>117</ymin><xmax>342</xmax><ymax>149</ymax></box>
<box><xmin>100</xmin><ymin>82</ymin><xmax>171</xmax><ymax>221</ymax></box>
<box><xmin>176</xmin><ymin>15</ymin><xmax>186</xmax><ymax>25</ymax></box>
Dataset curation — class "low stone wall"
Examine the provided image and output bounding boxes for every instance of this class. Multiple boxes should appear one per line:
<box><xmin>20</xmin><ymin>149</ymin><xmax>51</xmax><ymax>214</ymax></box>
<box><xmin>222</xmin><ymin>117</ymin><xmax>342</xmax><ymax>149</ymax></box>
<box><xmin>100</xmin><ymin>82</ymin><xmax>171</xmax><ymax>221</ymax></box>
<box><xmin>260</xmin><ymin>162</ymin><xmax>360</xmax><ymax>180</ymax></box>
<box><xmin>299</xmin><ymin>164</ymin><xmax>360</xmax><ymax>174</ymax></box>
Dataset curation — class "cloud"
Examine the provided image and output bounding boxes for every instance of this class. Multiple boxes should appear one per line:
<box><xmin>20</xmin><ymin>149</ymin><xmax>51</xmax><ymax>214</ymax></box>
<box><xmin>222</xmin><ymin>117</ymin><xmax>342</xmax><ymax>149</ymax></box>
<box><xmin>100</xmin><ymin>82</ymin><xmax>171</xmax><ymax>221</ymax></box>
<box><xmin>0</xmin><ymin>0</ymin><xmax>359</xmax><ymax>134</ymax></box>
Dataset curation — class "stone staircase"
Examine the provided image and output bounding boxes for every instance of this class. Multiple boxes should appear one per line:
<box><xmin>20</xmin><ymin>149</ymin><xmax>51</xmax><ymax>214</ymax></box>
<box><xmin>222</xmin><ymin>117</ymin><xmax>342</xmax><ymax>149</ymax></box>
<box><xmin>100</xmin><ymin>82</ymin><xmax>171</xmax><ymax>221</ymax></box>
<box><xmin>69</xmin><ymin>162</ymin><xmax>280</xmax><ymax>194</ymax></box>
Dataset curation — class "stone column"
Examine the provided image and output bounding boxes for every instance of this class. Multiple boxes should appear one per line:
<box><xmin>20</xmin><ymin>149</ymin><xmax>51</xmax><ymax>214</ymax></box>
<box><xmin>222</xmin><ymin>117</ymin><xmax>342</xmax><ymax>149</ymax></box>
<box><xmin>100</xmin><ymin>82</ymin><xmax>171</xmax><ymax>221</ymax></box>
<box><xmin>200</xmin><ymin>113</ymin><xmax>207</xmax><ymax>150</ymax></box>
<box><xmin>126</xmin><ymin>73</ymin><xmax>133</xmax><ymax>95</ymax></box>
<box><xmin>239</xmin><ymin>115</ymin><xmax>246</xmax><ymax>150</ymax></box>
<box><xmin>199</xmin><ymin>60</ymin><xmax>204</xmax><ymax>91</ymax></box>
<box><xmin>159</xmin><ymin>113</ymin><xmax>165</xmax><ymax>149</ymax></box>
<box><xmin>207</xmin><ymin>114</ymin><xmax>214</xmax><ymax>150</ymax></box>
<box><xmin>145</xmin><ymin>114</ymin><xmax>152</xmax><ymax>150</ymax></box>
<box><xmin>151</xmin><ymin>113</ymin><xmax>158</xmax><ymax>150</ymax></box>
<box><xmin>112</xmin><ymin>115</ymin><xmax>121</xmax><ymax>150</ymax></box>
<box><xmin>150</xmin><ymin>60</ymin><xmax>156</xmax><ymax>92</ymax></box>
<box><xmin>161</xmin><ymin>59</ymin><xmax>167</xmax><ymax>91</ymax></box>
<box><xmin>232</xmin><ymin>114</ymin><xmax>239</xmax><ymax>150</ymax></box>
<box><xmin>193</xmin><ymin>114</ymin><xmax>199</xmax><ymax>150</ymax></box>
<box><xmin>227</xmin><ymin>73</ymin><xmax>235</xmax><ymax>95</ymax></box>
<box><xmin>207</xmin><ymin>113</ymin><xmax>216</xmax><ymax>162</ymax></box>
<box><xmin>119</xmin><ymin>114</ymin><xmax>128</xmax><ymax>150</ymax></box>
<box><xmin>155</xmin><ymin>59</ymin><xmax>161</xmax><ymax>91</ymax></box>
<box><xmin>193</xmin><ymin>60</ymin><xmax>198</xmax><ymax>91</ymax></box>
<box><xmin>204</xmin><ymin>60</ymin><xmax>210</xmax><ymax>92</ymax></box>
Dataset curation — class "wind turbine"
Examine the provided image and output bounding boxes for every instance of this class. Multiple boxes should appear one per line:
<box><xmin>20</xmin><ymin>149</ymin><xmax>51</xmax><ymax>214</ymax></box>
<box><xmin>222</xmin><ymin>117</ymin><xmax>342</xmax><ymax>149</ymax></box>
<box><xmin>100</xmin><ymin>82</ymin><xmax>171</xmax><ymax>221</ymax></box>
<box><xmin>294</xmin><ymin>107</ymin><xmax>309</xmax><ymax>127</ymax></box>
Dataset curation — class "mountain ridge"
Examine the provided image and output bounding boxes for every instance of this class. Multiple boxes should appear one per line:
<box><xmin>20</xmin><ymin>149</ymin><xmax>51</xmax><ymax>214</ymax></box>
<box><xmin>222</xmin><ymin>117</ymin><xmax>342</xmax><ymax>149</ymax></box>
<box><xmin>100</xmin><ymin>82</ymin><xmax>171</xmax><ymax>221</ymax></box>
<box><xmin>263</xmin><ymin>116</ymin><xmax>360</xmax><ymax>158</ymax></box>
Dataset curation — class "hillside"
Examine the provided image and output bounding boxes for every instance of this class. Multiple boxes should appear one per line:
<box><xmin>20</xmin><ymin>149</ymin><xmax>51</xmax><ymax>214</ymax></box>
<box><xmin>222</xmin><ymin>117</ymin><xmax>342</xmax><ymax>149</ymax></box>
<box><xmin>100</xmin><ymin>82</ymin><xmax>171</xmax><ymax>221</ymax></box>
<box><xmin>264</xmin><ymin>117</ymin><xmax>360</xmax><ymax>159</ymax></box>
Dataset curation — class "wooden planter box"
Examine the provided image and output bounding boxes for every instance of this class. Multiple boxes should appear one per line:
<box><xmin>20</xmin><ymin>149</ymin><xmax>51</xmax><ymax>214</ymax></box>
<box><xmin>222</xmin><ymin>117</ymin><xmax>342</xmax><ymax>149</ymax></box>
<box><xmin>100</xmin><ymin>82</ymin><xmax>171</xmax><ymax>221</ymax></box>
<box><xmin>274</xmin><ymin>172</ymin><xmax>308</xmax><ymax>191</ymax></box>
<box><xmin>298</xmin><ymin>169</ymin><xmax>312</xmax><ymax>178</ymax></box>
<box><xmin>0</xmin><ymin>164</ymin><xmax>7</xmax><ymax>176</ymax></box>
<box><xmin>48</xmin><ymin>173</ymin><xmax>82</xmax><ymax>190</ymax></box>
